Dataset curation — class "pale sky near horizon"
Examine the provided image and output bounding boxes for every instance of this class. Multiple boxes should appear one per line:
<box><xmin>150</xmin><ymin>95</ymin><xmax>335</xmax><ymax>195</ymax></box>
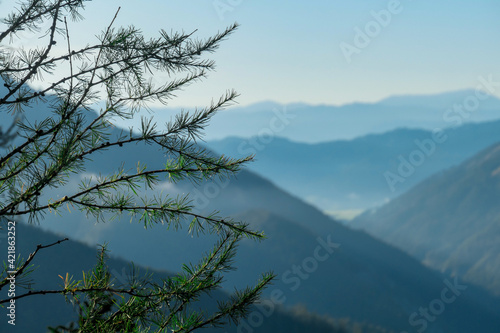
<box><xmin>1</xmin><ymin>0</ymin><xmax>499</xmax><ymax>108</ymax></box>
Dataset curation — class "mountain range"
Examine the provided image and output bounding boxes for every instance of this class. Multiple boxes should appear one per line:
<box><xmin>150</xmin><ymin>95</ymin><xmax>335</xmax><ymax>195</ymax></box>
<box><xmin>119</xmin><ymin>89</ymin><xmax>500</xmax><ymax>144</ymax></box>
<box><xmin>207</xmin><ymin>120</ymin><xmax>500</xmax><ymax>213</ymax></box>
<box><xmin>351</xmin><ymin>141</ymin><xmax>500</xmax><ymax>297</ymax></box>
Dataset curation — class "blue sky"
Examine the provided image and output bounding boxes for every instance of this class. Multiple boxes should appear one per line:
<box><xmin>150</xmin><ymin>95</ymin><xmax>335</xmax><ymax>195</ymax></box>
<box><xmin>1</xmin><ymin>0</ymin><xmax>499</xmax><ymax>107</ymax></box>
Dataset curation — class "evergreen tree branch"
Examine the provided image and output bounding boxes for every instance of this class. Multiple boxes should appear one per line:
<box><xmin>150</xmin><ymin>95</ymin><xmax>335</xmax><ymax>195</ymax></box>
<box><xmin>0</xmin><ymin>237</ymin><xmax>68</xmax><ymax>291</ymax></box>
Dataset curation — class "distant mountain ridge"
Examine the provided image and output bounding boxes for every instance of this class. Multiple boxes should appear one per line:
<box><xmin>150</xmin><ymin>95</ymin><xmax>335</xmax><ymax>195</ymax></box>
<box><xmin>378</xmin><ymin>89</ymin><xmax>500</xmax><ymax>110</ymax></box>
<box><xmin>207</xmin><ymin>119</ymin><xmax>500</xmax><ymax>212</ymax></box>
<box><xmin>119</xmin><ymin>89</ymin><xmax>500</xmax><ymax>144</ymax></box>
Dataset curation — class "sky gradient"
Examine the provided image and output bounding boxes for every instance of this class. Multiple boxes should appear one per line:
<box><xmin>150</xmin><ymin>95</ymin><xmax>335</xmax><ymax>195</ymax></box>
<box><xmin>1</xmin><ymin>0</ymin><xmax>499</xmax><ymax>107</ymax></box>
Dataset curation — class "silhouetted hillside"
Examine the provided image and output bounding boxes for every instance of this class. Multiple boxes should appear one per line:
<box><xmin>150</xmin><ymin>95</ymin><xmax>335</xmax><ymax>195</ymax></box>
<box><xmin>352</xmin><ymin>142</ymin><xmax>500</xmax><ymax>296</ymax></box>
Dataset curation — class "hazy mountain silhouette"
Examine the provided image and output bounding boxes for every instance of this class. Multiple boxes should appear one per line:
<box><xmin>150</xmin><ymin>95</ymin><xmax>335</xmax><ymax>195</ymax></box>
<box><xmin>351</xmin><ymin>142</ymin><xmax>500</xmax><ymax>297</ymax></box>
<box><xmin>378</xmin><ymin>89</ymin><xmax>500</xmax><ymax>110</ymax></box>
<box><xmin>207</xmin><ymin>120</ymin><xmax>500</xmax><ymax>213</ymax></box>
<box><xmin>167</xmin><ymin>89</ymin><xmax>500</xmax><ymax>143</ymax></box>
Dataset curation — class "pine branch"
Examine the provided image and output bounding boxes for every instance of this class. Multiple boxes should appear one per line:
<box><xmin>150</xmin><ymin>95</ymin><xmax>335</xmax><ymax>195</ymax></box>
<box><xmin>0</xmin><ymin>237</ymin><xmax>68</xmax><ymax>291</ymax></box>
<box><xmin>0</xmin><ymin>1</ymin><xmax>274</xmax><ymax>331</ymax></box>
